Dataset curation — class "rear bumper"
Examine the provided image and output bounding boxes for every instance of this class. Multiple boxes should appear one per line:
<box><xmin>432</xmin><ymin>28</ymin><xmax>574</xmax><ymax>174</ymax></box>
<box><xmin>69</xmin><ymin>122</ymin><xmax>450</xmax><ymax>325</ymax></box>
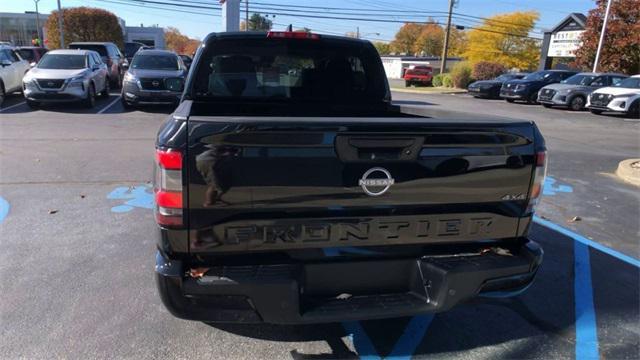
<box><xmin>156</xmin><ymin>239</ymin><xmax>543</xmax><ymax>324</ymax></box>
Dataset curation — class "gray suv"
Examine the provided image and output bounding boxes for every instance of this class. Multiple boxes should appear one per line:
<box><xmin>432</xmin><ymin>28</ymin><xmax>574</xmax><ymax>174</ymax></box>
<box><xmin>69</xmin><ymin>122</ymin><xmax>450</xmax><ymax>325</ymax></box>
<box><xmin>121</xmin><ymin>49</ymin><xmax>187</xmax><ymax>108</ymax></box>
<box><xmin>22</xmin><ymin>49</ymin><xmax>109</xmax><ymax>108</ymax></box>
<box><xmin>537</xmin><ymin>72</ymin><xmax>628</xmax><ymax>111</ymax></box>
<box><xmin>68</xmin><ymin>42</ymin><xmax>127</xmax><ymax>88</ymax></box>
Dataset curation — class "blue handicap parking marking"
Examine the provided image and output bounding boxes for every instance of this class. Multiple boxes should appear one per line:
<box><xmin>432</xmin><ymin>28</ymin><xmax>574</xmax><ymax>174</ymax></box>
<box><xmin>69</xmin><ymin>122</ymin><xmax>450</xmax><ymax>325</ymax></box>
<box><xmin>0</xmin><ymin>196</ymin><xmax>9</xmax><ymax>223</ymax></box>
<box><xmin>107</xmin><ymin>185</ymin><xmax>154</xmax><ymax>213</ymax></box>
<box><xmin>574</xmin><ymin>241</ymin><xmax>599</xmax><ymax>360</ymax></box>
<box><xmin>543</xmin><ymin>176</ymin><xmax>573</xmax><ymax>196</ymax></box>
<box><xmin>343</xmin><ymin>315</ymin><xmax>434</xmax><ymax>359</ymax></box>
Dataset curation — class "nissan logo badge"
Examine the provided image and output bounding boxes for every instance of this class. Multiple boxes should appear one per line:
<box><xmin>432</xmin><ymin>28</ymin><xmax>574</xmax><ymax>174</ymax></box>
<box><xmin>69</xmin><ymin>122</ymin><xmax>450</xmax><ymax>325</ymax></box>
<box><xmin>47</xmin><ymin>81</ymin><xmax>54</xmax><ymax>87</ymax></box>
<box><xmin>359</xmin><ymin>167</ymin><xmax>395</xmax><ymax>196</ymax></box>
<box><xmin>152</xmin><ymin>80</ymin><xmax>160</xmax><ymax>87</ymax></box>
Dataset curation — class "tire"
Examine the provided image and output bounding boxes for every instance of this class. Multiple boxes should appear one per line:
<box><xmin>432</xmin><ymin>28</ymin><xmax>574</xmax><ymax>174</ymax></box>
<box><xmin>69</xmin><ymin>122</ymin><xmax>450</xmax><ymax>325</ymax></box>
<box><xmin>83</xmin><ymin>84</ymin><xmax>96</xmax><ymax>108</ymax></box>
<box><xmin>542</xmin><ymin>104</ymin><xmax>553</xmax><ymax>108</ymax></box>
<box><xmin>0</xmin><ymin>83</ymin><xmax>4</xmax><ymax>107</ymax></box>
<box><xmin>589</xmin><ymin>109</ymin><xmax>603</xmax><ymax>115</ymax></box>
<box><xmin>569</xmin><ymin>96</ymin><xmax>586</xmax><ymax>111</ymax></box>
<box><xmin>100</xmin><ymin>79</ymin><xmax>110</xmax><ymax>98</ymax></box>
<box><xmin>626</xmin><ymin>101</ymin><xmax>640</xmax><ymax>119</ymax></box>
<box><xmin>26</xmin><ymin>99</ymin><xmax>40</xmax><ymax>109</ymax></box>
<box><xmin>528</xmin><ymin>92</ymin><xmax>538</xmax><ymax>104</ymax></box>
<box><xmin>506</xmin><ymin>99</ymin><xmax>515</xmax><ymax>103</ymax></box>
<box><xmin>405</xmin><ymin>80</ymin><xmax>411</xmax><ymax>87</ymax></box>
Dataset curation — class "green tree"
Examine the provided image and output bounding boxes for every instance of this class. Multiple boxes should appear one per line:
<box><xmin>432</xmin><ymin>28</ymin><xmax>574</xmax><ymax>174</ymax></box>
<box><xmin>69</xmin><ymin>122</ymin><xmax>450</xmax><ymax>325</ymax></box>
<box><xmin>462</xmin><ymin>11</ymin><xmax>541</xmax><ymax>70</ymax></box>
<box><xmin>373</xmin><ymin>42</ymin><xmax>391</xmax><ymax>55</ymax></box>
<box><xmin>240</xmin><ymin>13</ymin><xmax>273</xmax><ymax>31</ymax></box>
<box><xmin>45</xmin><ymin>7</ymin><xmax>123</xmax><ymax>49</ymax></box>
<box><xmin>573</xmin><ymin>0</ymin><xmax>640</xmax><ymax>74</ymax></box>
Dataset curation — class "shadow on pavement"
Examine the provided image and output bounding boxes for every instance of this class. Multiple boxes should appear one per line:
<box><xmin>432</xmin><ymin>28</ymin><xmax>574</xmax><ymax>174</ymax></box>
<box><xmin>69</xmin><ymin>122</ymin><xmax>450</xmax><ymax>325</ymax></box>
<box><xmin>207</xmin><ymin>223</ymin><xmax>640</xmax><ymax>359</ymax></box>
<box><xmin>392</xmin><ymin>100</ymin><xmax>436</xmax><ymax>106</ymax></box>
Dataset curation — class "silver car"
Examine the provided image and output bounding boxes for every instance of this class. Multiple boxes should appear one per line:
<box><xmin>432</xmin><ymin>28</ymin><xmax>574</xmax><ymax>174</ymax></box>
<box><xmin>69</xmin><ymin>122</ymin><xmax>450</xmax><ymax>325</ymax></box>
<box><xmin>22</xmin><ymin>49</ymin><xmax>109</xmax><ymax>108</ymax></box>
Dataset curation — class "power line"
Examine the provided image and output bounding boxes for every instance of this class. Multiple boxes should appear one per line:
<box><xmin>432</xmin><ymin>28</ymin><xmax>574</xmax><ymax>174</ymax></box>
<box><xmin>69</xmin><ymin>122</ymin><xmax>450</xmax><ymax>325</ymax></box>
<box><xmin>112</xmin><ymin>0</ymin><xmax>542</xmax><ymax>40</ymax></box>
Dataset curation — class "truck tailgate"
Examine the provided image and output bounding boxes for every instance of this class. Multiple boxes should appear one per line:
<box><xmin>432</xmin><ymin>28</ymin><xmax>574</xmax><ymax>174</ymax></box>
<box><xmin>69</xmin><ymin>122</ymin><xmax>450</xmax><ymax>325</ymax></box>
<box><xmin>186</xmin><ymin>116</ymin><xmax>536</xmax><ymax>253</ymax></box>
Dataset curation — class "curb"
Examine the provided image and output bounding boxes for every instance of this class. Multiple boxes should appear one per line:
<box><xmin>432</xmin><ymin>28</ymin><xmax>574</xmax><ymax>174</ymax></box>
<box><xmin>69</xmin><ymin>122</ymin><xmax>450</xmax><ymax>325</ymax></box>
<box><xmin>616</xmin><ymin>159</ymin><xmax>640</xmax><ymax>187</ymax></box>
<box><xmin>391</xmin><ymin>88</ymin><xmax>468</xmax><ymax>95</ymax></box>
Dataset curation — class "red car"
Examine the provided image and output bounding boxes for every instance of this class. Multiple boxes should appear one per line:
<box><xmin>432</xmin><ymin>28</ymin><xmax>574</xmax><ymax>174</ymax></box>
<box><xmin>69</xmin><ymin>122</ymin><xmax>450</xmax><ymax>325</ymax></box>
<box><xmin>404</xmin><ymin>65</ymin><xmax>433</xmax><ymax>86</ymax></box>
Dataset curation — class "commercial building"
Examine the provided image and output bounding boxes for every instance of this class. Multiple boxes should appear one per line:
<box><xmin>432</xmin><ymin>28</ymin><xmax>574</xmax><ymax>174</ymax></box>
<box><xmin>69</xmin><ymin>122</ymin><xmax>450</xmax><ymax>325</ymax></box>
<box><xmin>381</xmin><ymin>56</ymin><xmax>462</xmax><ymax>79</ymax></box>
<box><xmin>125</xmin><ymin>25</ymin><xmax>165</xmax><ymax>48</ymax></box>
<box><xmin>0</xmin><ymin>12</ymin><xmax>49</xmax><ymax>46</ymax></box>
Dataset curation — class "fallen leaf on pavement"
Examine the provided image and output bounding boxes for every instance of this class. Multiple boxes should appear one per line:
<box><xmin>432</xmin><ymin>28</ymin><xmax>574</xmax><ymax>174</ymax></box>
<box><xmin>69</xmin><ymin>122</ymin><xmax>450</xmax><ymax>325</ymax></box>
<box><xmin>48</xmin><ymin>209</ymin><xmax>58</xmax><ymax>214</ymax></box>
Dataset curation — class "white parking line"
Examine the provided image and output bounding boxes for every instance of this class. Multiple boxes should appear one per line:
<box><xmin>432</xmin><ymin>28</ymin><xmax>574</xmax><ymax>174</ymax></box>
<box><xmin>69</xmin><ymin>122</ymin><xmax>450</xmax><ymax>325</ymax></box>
<box><xmin>97</xmin><ymin>95</ymin><xmax>122</xmax><ymax>114</ymax></box>
<box><xmin>0</xmin><ymin>101</ymin><xmax>27</xmax><ymax>113</ymax></box>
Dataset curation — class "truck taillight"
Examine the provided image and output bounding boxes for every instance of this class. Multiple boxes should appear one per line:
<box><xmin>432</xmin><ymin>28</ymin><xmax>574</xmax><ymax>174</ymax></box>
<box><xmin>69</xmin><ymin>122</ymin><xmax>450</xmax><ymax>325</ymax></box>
<box><xmin>155</xmin><ymin>148</ymin><xmax>183</xmax><ymax>227</ymax></box>
<box><xmin>527</xmin><ymin>151</ymin><xmax>548</xmax><ymax>213</ymax></box>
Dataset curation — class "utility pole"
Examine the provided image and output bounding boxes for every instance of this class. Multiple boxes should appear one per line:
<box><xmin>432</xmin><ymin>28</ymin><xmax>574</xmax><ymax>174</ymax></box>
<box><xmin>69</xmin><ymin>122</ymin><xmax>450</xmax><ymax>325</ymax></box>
<box><xmin>245</xmin><ymin>0</ymin><xmax>249</xmax><ymax>31</ymax></box>
<box><xmin>440</xmin><ymin>0</ymin><xmax>454</xmax><ymax>74</ymax></box>
<box><xmin>56</xmin><ymin>0</ymin><xmax>65</xmax><ymax>48</ymax></box>
<box><xmin>593</xmin><ymin>0</ymin><xmax>612</xmax><ymax>72</ymax></box>
<box><xmin>34</xmin><ymin>0</ymin><xmax>41</xmax><ymax>43</ymax></box>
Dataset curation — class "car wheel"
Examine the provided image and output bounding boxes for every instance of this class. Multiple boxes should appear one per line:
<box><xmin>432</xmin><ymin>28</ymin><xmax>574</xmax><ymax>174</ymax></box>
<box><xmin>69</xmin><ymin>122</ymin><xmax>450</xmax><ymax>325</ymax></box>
<box><xmin>626</xmin><ymin>101</ymin><xmax>640</xmax><ymax>119</ymax></box>
<box><xmin>0</xmin><ymin>83</ymin><xmax>4</xmax><ymax>107</ymax></box>
<box><xmin>84</xmin><ymin>84</ymin><xmax>96</xmax><ymax>108</ymax></box>
<box><xmin>528</xmin><ymin>92</ymin><xmax>538</xmax><ymax>104</ymax></box>
<box><xmin>26</xmin><ymin>99</ymin><xmax>40</xmax><ymax>109</ymax></box>
<box><xmin>101</xmin><ymin>80</ymin><xmax>110</xmax><ymax>98</ymax></box>
<box><xmin>569</xmin><ymin>96</ymin><xmax>585</xmax><ymax>111</ymax></box>
<box><xmin>589</xmin><ymin>109</ymin><xmax>603</xmax><ymax>115</ymax></box>
<box><xmin>405</xmin><ymin>80</ymin><xmax>411</xmax><ymax>87</ymax></box>
<box><xmin>506</xmin><ymin>99</ymin><xmax>515</xmax><ymax>103</ymax></box>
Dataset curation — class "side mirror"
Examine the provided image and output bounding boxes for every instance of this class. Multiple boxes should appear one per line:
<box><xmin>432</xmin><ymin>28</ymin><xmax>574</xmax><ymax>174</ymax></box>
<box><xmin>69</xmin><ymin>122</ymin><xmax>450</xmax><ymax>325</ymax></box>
<box><xmin>1</xmin><ymin>59</ymin><xmax>12</xmax><ymax>67</ymax></box>
<box><xmin>122</xmin><ymin>62</ymin><xmax>129</xmax><ymax>69</ymax></box>
<box><xmin>92</xmin><ymin>64</ymin><xmax>100</xmax><ymax>71</ymax></box>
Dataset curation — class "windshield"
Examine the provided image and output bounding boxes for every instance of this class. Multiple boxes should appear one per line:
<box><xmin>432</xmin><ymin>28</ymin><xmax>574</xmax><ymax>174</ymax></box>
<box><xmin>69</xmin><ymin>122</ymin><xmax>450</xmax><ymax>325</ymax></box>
<box><xmin>16</xmin><ymin>49</ymin><xmax>35</xmax><ymax>61</ymax></box>
<box><xmin>125</xmin><ymin>43</ymin><xmax>142</xmax><ymax>57</ymax></box>
<box><xmin>192</xmin><ymin>38</ymin><xmax>386</xmax><ymax>103</ymax></box>
<box><xmin>523</xmin><ymin>71</ymin><xmax>552</xmax><ymax>81</ymax></box>
<box><xmin>495</xmin><ymin>74</ymin><xmax>517</xmax><ymax>81</ymax></box>
<box><xmin>614</xmin><ymin>77</ymin><xmax>640</xmax><ymax>89</ymax></box>
<box><xmin>69</xmin><ymin>44</ymin><xmax>107</xmax><ymax>57</ymax></box>
<box><xmin>561</xmin><ymin>74</ymin><xmax>596</xmax><ymax>85</ymax></box>
<box><xmin>131</xmin><ymin>55</ymin><xmax>179</xmax><ymax>70</ymax></box>
<box><xmin>38</xmin><ymin>54</ymin><xmax>86</xmax><ymax>69</ymax></box>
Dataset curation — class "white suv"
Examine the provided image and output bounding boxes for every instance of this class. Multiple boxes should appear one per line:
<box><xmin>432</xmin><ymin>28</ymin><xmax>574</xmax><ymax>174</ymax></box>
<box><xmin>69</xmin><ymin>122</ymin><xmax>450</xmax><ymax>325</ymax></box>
<box><xmin>0</xmin><ymin>45</ymin><xmax>31</xmax><ymax>106</ymax></box>
<box><xmin>587</xmin><ymin>74</ymin><xmax>640</xmax><ymax>118</ymax></box>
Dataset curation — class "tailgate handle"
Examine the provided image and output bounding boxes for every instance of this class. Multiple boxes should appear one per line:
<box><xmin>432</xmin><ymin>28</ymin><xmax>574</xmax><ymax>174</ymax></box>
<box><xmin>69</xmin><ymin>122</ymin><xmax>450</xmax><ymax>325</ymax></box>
<box><xmin>348</xmin><ymin>138</ymin><xmax>416</xmax><ymax>148</ymax></box>
<box><xmin>336</xmin><ymin>136</ymin><xmax>423</xmax><ymax>162</ymax></box>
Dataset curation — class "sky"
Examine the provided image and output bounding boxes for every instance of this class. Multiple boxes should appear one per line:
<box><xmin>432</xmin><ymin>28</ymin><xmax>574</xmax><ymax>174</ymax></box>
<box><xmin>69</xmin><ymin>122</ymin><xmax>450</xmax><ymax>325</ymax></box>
<box><xmin>4</xmin><ymin>0</ymin><xmax>595</xmax><ymax>42</ymax></box>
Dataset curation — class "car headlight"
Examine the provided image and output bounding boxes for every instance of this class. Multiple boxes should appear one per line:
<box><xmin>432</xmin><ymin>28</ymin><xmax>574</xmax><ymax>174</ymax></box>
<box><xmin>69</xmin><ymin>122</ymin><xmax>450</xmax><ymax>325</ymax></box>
<box><xmin>124</xmin><ymin>72</ymin><xmax>137</xmax><ymax>82</ymax></box>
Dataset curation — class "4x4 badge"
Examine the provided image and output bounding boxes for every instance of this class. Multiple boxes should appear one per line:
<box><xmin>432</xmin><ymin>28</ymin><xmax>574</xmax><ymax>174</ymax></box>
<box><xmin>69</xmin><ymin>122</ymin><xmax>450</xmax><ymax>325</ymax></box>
<box><xmin>359</xmin><ymin>167</ymin><xmax>395</xmax><ymax>196</ymax></box>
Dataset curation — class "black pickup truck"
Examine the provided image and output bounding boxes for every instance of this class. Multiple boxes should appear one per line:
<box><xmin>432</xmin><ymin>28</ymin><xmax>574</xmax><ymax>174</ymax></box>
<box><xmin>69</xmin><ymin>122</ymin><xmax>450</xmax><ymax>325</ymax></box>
<box><xmin>154</xmin><ymin>32</ymin><xmax>547</xmax><ymax>324</ymax></box>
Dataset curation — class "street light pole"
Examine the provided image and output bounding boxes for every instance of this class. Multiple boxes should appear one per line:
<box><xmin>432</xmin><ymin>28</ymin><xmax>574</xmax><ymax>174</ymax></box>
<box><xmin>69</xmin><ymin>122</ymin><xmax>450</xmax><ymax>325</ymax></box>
<box><xmin>440</xmin><ymin>0</ymin><xmax>454</xmax><ymax>74</ymax></box>
<box><xmin>34</xmin><ymin>0</ymin><xmax>41</xmax><ymax>43</ymax></box>
<box><xmin>56</xmin><ymin>0</ymin><xmax>65</xmax><ymax>48</ymax></box>
<box><xmin>245</xmin><ymin>0</ymin><xmax>249</xmax><ymax>31</ymax></box>
<box><xmin>592</xmin><ymin>0</ymin><xmax>612</xmax><ymax>72</ymax></box>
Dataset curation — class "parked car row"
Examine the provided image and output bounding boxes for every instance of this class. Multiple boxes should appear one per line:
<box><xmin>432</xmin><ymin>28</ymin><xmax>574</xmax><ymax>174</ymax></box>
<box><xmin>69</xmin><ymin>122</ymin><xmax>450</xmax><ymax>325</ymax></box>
<box><xmin>0</xmin><ymin>41</ymin><xmax>189</xmax><ymax>110</ymax></box>
<box><xmin>468</xmin><ymin>70</ymin><xmax>640</xmax><ymax>117</ymax></box>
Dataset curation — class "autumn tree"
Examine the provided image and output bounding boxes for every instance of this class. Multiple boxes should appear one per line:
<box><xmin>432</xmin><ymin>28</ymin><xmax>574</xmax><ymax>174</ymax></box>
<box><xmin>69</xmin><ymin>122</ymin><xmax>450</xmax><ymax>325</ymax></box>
<box><xmin>463</xmin><ymin>11</ymin><xmax>541</xmax><ymax>70</ymax></box>
<box><xmin>573</xmin><ymin>0</ymin><xmax>640</xmax><ymax>74</ymax></box>
<box><xmin>413</xmin><ymin>21</ymin><xmax>444</xmax><ymax>56</ymax></box>
<box><xmin>390</xmin><ymin>23</ymin><xmax>422</xmax><ymax>54</ymax></box>
<box><xmin>447</xmin><ymin>27</ymin><xmax>468</xmax><ymax>57</ymax></box>
<box><xmin>165</xmin><ymin>27</ymin><xmax>199</xmax><ymax>54</ymax></box>
<box><xmin>45</xmin><ymin>7</ymin><xmax>123</xmax><ymax>49</ymax></box>
<box><xmin>373</xmin><ymin>42</ymin><xmax>391</xmax><ymax>55</ymax></box>
<box><xmin>240</xmin><ymin>13</ymin><xmax>272</xmax><ymax>31</ymax></box>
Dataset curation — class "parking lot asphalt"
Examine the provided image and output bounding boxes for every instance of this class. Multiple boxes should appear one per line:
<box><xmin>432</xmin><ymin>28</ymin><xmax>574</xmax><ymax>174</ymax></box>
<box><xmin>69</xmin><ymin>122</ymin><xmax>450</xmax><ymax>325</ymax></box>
<box><xmin>0</xmin><ymin>90</ymin><xmax>639</xmax><ymax>359</ymax></box>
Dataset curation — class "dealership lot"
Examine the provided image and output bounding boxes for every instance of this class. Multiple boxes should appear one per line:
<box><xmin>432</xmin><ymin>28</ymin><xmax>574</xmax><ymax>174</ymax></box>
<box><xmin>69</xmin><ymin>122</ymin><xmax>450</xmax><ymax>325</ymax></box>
<box><xmin>0</xmin><ymin>91</ymin><xmax>638</xmax><ymax>359</ymax></box>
